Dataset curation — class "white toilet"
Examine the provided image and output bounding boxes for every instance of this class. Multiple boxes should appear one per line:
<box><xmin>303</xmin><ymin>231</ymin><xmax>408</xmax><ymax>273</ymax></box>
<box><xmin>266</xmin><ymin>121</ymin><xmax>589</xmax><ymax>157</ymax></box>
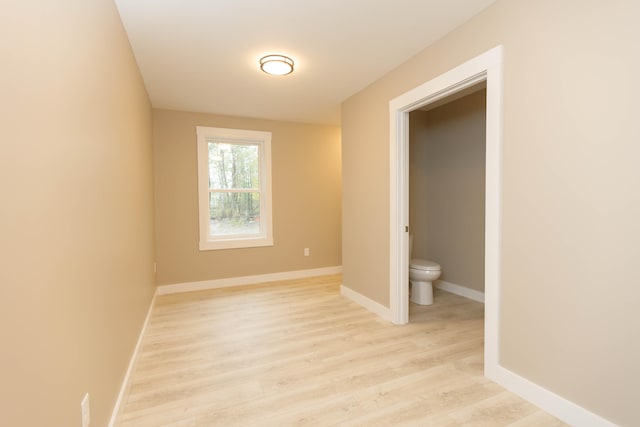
<box><xmin>409</xmin><ymin>236</ymin><xmax>442</xmax><ymax>305</ymax></box>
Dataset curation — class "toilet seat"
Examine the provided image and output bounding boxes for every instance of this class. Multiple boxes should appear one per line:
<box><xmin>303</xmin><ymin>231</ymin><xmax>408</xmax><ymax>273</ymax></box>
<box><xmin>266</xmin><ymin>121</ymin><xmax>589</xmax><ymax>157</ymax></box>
<box><xmin>410</xmin><ymin>258</ymin><xmax>440</xmax><ymax>271</ymax></box>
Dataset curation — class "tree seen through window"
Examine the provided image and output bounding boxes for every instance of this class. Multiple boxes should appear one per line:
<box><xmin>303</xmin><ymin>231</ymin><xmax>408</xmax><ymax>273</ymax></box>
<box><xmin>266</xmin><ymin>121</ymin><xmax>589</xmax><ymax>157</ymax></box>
<box><xmin>208</xmin><ymin>141</ymin><xmax>261</xmax><ymax>236</ymax></box>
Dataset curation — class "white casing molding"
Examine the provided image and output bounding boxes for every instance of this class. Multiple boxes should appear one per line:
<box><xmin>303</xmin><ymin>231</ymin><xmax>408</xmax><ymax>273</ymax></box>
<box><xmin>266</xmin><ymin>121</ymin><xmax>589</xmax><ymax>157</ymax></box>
<box><xmin>435</xmin><ymin>280</ymin><xmax>485</xmax><ymax>303</ymax></box>
<box><xmin>388</xmin><ymin>45</ymin><xmax>502</xmax><ymax>364</ymax></box>
<box><xmin>156</xmin><ymin>266</ymin><xmax>343</xmax><ymax>295</ymax></box>
<box><xmin>108</xmin><ymin>294</ymin><xmax>156</xmax><ymax>427</ymax></box>
<box><xmin>340</xmin><ymin>285</ymin><xmax>392</xmax><ymax>322</ymax></box>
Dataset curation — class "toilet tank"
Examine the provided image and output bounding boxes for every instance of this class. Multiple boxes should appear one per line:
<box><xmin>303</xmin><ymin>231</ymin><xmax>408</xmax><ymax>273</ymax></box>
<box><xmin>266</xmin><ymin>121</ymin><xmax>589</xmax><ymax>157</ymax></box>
<box><xmin>409</xmin><ymin>234</ymin><xmax>414</xmax><ymax>259</ymax></box>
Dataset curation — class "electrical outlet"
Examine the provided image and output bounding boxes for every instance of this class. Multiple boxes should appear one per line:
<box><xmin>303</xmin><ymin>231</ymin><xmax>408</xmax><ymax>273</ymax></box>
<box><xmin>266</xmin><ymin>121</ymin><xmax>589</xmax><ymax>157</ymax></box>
<box><xmin>304</xmin><ymin>248</ymin><xmax>310</xmax><ymax>257</ymax></box>
<box><xmin>81</xmin><ymin>393</ymin><xmax>90</xmax><ymax>427</ymax></box>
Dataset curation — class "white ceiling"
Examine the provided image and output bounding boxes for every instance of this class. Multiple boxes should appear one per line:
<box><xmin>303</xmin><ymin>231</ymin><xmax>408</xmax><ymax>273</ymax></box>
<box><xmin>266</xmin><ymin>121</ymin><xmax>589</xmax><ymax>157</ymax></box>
<box><xmin>115</xmin><ymin>0</ymin><xmax>496</xmax><ymax>125</ymax></box>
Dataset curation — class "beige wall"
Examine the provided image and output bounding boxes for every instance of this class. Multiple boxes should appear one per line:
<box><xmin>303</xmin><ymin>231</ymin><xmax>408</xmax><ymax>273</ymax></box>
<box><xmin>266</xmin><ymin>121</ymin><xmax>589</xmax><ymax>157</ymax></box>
<box><xmin>153</xmin><ymin>109</ymin><xmax>341</xmax><ymax>286</ymax></box>
<box><xmin>0</xmin><ymin>1</ymin><xmax>155</xmax><ymax>426</ymax></box>
<box><xmin>410</xmin><ymin>89</ymin><xmax>486</xmax><ymax>292</ymax></box>
<box><xmin>342</xmin><ymin>0</ymin><xmax>639</xmax><ymax>425</ymax></box>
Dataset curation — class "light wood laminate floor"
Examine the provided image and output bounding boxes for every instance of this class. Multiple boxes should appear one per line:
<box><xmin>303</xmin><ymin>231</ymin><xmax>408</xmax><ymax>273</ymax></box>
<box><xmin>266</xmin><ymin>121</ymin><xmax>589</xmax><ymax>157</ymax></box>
<box><xmin>115</xmin><ymin>275</ymin><xmax>566</xmax><ymax>426</ymax></box>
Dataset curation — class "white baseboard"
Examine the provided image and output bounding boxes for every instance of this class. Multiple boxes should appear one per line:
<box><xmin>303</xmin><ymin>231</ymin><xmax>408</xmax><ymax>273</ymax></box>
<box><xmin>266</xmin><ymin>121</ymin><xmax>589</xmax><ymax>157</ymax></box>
<box><xmin>488</xmin><ymin>365</ymin><xmax>617</xmax><ymax>427</ymax></box>
<box><xmin>436</xmin><ymin>280</ymin><xmax>485</xmax><ymax>303</ymax></box>
<box><xmin>433</xmin><ymin>282</ymin><xmax>616</xmax><ymax>425</ymax></box>
<box><xmin>108</xmin><ymin>293</ymin><xmax>156</xmax><ymax>427</ymax></box>
<box><xmin>156</xmin><ymin>266</ymin><xmax>343</xmax><ymax>295</ymax></box>
<box><xmin>340</xmin><ymin>285</ymin><xmax>392</xmax><ymax>322</ymax></box>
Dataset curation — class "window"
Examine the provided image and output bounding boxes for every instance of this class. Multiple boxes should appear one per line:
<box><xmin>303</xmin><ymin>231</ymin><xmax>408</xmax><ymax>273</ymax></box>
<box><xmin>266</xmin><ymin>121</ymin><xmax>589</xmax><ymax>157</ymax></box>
<box><xmin>196</xmin><ymin>126</ymin><xmax>273</xmax><ymax>250</ymax></box>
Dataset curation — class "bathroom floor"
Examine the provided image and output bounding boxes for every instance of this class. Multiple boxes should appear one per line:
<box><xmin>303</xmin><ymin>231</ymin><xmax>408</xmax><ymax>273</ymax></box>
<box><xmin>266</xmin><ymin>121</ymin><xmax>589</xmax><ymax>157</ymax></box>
<box><xmin>409</xmin><ymin>286</ymin><xmax>484</xmax><ymax>325</ymax></box>
<box><xmin>115</xmin><ymin>276</ymin><xmax>566</xmax><ymax>426</ymax></box>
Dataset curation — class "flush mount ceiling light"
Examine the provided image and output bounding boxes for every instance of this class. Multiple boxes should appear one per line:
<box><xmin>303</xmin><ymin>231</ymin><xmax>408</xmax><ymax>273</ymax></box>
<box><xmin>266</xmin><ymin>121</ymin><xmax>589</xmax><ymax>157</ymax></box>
<box><xmin>259</xmin><ymin>54</ymin><xmax>294</xmax><ymax>76</ymax></box>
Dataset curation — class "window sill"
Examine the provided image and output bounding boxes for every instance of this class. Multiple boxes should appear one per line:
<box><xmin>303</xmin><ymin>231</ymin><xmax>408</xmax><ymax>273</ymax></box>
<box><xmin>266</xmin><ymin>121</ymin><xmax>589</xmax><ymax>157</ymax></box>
<box><xmin>199</xmin><ymin>236</ymin><xmax>273</xmax><ymax>251</ymax></box>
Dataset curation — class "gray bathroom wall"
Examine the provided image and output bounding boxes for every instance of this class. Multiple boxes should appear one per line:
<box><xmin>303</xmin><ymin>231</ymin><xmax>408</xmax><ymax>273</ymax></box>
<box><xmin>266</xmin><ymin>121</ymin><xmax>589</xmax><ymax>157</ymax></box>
<box><xmin>409</xmin><ymin>89</ymin><xmax>486</xmax><ymax>292</ymax></box>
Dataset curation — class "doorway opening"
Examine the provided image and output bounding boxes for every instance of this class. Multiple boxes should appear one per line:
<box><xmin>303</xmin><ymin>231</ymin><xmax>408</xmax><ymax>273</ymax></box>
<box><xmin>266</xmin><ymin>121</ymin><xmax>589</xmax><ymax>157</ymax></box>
<box><xmin>388</xmin><ymin>46</ymin><xmax>503</xmax><ymax>377</ymax></box>
<box><xmin>408</xmin><ymin>83</ymin><xmax>486</xmax><ymax>321</ymax></box>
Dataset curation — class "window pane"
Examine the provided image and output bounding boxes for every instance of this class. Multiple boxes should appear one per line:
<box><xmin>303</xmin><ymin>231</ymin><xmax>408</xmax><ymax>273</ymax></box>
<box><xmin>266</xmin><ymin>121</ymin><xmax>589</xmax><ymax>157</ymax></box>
<box><xmin>209</xmin><ymin>192</ymin><xmax>261</xmax><ymax>236</ymax></box>
<box><xmin>208</xmin><ymin>142</ymin><xmax>259</xmax><ymax>190</ymax></box>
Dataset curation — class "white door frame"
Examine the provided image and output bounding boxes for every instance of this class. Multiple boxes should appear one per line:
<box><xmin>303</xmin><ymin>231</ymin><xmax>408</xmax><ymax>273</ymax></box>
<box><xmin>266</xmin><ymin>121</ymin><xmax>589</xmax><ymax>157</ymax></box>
<box><xmin>388</xmin><ymin>46</ymin><xmax>503</xmax><ymax>375</ymax></box>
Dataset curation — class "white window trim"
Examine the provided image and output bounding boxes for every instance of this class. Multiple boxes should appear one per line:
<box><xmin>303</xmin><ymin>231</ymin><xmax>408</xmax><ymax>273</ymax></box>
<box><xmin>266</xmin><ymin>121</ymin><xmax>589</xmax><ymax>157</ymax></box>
<box><xmin>196</xmin><ymin>126</ymin><xmax>273</xmax><ymax>251</ymax></box>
